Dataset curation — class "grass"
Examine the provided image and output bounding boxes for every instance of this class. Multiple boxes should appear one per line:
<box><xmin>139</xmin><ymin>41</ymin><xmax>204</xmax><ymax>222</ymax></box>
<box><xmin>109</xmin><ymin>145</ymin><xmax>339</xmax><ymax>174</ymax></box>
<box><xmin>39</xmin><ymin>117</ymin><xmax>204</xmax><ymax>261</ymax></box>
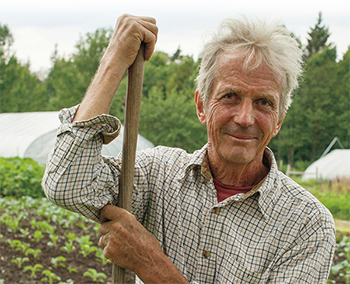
<box><xmin>294</xmin><ymin>177</ymin><xmax>350</xmax><ymax>221</ymax></box>
<box><xmin>335</xmin><ymin>219</ymin><xmax>350</xmax><ymax>234</ymax></box>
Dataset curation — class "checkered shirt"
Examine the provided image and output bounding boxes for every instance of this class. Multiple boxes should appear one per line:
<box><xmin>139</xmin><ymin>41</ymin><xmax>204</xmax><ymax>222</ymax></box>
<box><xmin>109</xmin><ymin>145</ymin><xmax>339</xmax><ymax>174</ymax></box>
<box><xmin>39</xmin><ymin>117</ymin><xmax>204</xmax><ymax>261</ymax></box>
<box><xmin>42</xmin><ymin>106</ymin><xmax>336</xmax><ymax>283</ymax></box>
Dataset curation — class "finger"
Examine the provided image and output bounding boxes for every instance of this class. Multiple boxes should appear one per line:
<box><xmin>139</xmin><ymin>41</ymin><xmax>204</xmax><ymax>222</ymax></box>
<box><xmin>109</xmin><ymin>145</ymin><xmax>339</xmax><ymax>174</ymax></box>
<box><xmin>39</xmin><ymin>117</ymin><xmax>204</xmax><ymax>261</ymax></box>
<box><xmin>137</xmin><ymin>15</ymin><xmax>156</xmax><ymax>25</ymax></box>
<box><xmin>142</xmin><ymin>29</ymin><xmax>158</xmax><ymax>61</ymax></box>
<box><xmin>101</xmin><ymin>204</ymin><xmax>124</xmax><ymax>221</ymax></box>
<box><xmin>135</xmin><ymin>19</ymin><xmax>158</xmax><ymax>61</ymax></box>
<box><xmin>99</xmin><ymin>220</ymin><xmax>112</xmax><ymax>235</ymax></box>
<box><xmin>98</xmin><ymin>235</ymin><xmax>105</xmax><ymax>247</ymax></box>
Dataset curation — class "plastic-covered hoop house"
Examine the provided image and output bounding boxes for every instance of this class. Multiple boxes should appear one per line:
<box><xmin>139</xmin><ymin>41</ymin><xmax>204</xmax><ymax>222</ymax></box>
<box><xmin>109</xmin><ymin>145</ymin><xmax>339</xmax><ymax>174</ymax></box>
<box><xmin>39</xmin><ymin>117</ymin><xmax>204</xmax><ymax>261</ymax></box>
<box><xmin>302</xmin><ymin>149</ymin><xmax>350</xmax><ymax>181</ymax></box>
<box><xmin>0</xmin><ymin>112</ymin><xmax>154</xmax><ymax>165</ymax></box>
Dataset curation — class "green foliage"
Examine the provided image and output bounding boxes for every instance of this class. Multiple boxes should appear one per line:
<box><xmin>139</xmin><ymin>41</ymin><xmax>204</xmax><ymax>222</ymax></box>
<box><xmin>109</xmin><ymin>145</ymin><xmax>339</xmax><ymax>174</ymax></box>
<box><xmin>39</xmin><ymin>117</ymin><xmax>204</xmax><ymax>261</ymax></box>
<box><xmin>330</xmin><ymin>235</ymin><xmax>350</xmax><ymax>283</ymax></box>
<box><xmin>83</xmin><ymin>268</ymin><xmax>107</xmax><ymax>283</ymax></box>
<box><xmin>25</xmin><ymin>248</ymin><xmax>42</xmax><ymax>259</ymax></box>
<box><xmin>46</xmin><ymin>28</ymin><xmax>112</xmax><ymax>110</ymax></box>
<box><xmin>137</xmin><ymin>52</ymin><xmax>206</xmax><ymax>152</ymax></box>
<box><xmin>305</xmin><ymin>12</ymin><xmax>331</xmax><ymax>59</ymax></box>
<box><xmin>11</xmin><ymin>257</ymin><xmax>29</xmax><ymax>268</ymax></box>
<box><xmin>41</xmin><ymin>270</ymin><xmax>61</xmax><ymax>284</ymax></box>
<box><xmin>310</xmin><ymin>188</ymin><xmax>350</xmax><ymax>220</ymax></box>
<box><xmin>297</xmin><ymin>178</ymin><xmax>350</xmax><ymax>220</ymax></box>
<box><xmin>0</xmin><ymin>23</ymin><xmax>14</xmax><ymax>57</ymax></box>
<box><xmin>0</xmin><ymin>157</ymin><xmax>45</xmax><ymax>198</ymax></box>
<box><xmin>51</xmin><ymin>256</ymin><xmax>66</xmax><ymax>269</ymax></box>
<box><xmin>24</xmin><ymin>264</ymin><xmax>44</xmax><ymax>278</ymax></box>
<box><xmin>271</xmin><ymin>45</ymin><xmax>350</xmax><ymax>164</ymax></box>
<box><xmin>1</xmin><ymin>15</ymin><xmax>349</xmax><ymax>165</ymax></box>
<box><xmin>0</xmin><ymin>24</ymin><xmax>48</xmax><ymax>112</ymax></box>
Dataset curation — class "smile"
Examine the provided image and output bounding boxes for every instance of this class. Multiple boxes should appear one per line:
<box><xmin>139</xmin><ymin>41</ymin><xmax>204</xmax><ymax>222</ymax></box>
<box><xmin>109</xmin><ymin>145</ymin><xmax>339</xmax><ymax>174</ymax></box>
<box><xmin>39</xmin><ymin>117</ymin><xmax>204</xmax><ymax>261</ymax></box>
<box><xmin>226</xmin><ymin>133</ymin><xmax>257</xmax><ymax>141</ymax></box>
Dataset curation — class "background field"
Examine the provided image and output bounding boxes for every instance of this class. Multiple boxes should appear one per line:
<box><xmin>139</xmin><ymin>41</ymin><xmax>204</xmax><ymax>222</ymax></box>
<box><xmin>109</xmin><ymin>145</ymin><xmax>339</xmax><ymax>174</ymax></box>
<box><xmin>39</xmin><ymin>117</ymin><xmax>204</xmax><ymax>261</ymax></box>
<box><xmin>1</xmin><ymin>157</ymin><xmax>350</xmax><ymax>283</ymax></box>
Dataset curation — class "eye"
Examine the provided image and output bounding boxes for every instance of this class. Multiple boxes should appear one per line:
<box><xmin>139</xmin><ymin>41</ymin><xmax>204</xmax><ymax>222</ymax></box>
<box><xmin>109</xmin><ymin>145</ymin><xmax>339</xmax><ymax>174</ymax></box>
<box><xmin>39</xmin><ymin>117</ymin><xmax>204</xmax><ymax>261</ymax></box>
<box><xmin>223</xmin><ymin>93</ymin><xmax>236</xmax><ymax>99</ymax></box>
<box><xmin>259</xmin><ymin>99</ymin><xmax>270</xmax><ymax>106</ymax></box>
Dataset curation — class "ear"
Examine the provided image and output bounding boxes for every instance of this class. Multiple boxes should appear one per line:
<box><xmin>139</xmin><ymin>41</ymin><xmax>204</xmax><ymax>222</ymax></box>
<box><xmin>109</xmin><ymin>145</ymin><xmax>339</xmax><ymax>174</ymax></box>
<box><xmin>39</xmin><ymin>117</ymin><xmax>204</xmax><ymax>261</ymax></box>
<box><xmin>195</xmin><ymin>90</ymin><xmax>207</xmax><ymax>125</ymax></box>
<box><xmin>273</xmin><ymin>112</ymin><xmax>286</xmax><ymax>137</ymax></box>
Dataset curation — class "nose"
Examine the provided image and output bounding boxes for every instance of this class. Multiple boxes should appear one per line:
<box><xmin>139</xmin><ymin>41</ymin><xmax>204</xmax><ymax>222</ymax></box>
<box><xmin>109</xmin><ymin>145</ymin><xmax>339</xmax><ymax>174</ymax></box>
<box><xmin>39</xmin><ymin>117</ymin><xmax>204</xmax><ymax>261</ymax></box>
<box><xmin>233</xmin><ymin>100</ymin><xmax>255</xmax><ymax>127</ymax></box>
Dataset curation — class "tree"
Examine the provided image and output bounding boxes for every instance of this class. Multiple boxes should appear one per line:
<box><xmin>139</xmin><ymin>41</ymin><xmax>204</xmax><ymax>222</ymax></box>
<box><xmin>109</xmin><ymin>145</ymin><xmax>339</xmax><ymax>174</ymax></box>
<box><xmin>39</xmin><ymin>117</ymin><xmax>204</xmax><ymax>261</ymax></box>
<box><xmin>0</xmin><ymin>24</ymin><xmax>48</xmax><ymax>113</ymax></box>
<box><xmin>305</xmin><ymin>12</ymin><xmax>332</xmax><ymax>59</ymax></box>
<box><xmin>0</xmin><ymin>24</ymin><xmax>13</xmax><ymax>59</ymax></box>
<box><xmin>46</xmin><ymin>28</ymin><xmax>112</xmax><ymax>110</ymax></box>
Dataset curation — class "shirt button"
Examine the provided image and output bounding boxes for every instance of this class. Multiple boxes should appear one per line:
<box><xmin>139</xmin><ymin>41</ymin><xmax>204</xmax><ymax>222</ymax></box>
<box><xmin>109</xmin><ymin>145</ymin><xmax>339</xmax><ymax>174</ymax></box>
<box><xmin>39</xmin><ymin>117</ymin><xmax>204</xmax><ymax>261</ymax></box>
<box><xmin>212</xmin><ymin>207</ymin><xmax>221</xmax><ymax>213</ymax></box>
<box><xmin>202</xmin><ymin>251</ymin><xmax>210</xmax><ymax>258</ymax></box>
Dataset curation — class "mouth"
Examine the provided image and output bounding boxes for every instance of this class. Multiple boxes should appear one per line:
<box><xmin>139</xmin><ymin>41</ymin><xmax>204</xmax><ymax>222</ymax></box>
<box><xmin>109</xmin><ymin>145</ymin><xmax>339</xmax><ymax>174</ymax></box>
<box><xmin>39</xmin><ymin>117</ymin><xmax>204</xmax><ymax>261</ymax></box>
<box><xmin>226</xmin><ymin>133</ymin><xmax>257</xmax><ymax>141</ymax></box>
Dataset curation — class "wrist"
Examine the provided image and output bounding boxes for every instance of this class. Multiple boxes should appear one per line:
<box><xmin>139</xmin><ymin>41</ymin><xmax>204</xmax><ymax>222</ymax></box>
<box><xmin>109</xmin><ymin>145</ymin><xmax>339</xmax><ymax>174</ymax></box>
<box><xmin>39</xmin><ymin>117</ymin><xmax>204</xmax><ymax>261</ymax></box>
<box><xmin>135</xmin><ymin>253</ymin><xmax>189</xmax><ymax>284</ymax></box>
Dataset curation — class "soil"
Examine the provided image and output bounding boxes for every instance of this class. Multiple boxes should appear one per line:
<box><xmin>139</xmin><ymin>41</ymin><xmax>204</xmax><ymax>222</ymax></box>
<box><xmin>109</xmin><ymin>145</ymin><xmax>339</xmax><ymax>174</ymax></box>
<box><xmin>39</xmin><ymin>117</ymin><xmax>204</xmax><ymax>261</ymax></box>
<box><xmin>0</xmin><ymin>203</ymin><xmax>348</xmax><ymax>283</ymax></box>
<box><xmin>0</xmin><ymin>213</ymin><xmax>135</xmax><ymax>284</ymax></box>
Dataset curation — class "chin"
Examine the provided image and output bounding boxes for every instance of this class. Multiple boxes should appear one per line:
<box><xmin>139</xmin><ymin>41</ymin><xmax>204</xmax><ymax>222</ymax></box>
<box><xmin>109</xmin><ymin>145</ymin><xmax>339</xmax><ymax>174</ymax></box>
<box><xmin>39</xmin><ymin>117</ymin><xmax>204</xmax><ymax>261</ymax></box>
<box><xmin>219</xmin><ymin>147</ymin><xmax>256</xmax><ymax>165</ymax></box>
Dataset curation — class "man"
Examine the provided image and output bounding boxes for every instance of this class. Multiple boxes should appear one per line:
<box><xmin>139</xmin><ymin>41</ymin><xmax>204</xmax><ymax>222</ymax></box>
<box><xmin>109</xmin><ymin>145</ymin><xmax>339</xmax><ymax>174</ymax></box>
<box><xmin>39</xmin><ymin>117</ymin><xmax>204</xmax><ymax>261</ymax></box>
<box><xmin>42</xmin><ymin>14</ymin><xmax>335</xmax><ymax>283</ymax></box>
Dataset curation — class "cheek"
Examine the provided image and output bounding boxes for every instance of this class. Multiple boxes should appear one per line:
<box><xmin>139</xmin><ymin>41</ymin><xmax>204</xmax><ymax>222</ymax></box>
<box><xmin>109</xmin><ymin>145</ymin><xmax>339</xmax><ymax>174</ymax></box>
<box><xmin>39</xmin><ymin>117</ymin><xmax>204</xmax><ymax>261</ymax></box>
<box><xmin>205</xmin><ymin>105</ymin><xmax>223</xmax><ymax>138</ymax></box>
<box><xmin>257</xmin><ymin>112</ymin><xmax>280</xmax><ymax>139</ymax></box>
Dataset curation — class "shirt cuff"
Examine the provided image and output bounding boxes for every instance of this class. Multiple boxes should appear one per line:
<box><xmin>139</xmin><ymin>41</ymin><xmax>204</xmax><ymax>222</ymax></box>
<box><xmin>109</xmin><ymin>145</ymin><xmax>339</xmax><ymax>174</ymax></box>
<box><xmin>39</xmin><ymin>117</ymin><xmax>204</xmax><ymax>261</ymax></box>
<box><xmin>57</xmin><ymin>105</ymin><xmax>121</xmax><ymax>145</ymax></box>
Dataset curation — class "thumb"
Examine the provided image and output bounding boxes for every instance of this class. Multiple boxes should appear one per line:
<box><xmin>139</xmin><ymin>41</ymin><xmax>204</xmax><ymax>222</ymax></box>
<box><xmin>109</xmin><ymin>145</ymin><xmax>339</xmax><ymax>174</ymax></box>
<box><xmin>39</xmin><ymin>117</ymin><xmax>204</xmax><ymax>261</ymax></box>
<box><xmin>100</xmin><ymin>204</ymin><xmax>123</xmax><ymax>223</ymax></box>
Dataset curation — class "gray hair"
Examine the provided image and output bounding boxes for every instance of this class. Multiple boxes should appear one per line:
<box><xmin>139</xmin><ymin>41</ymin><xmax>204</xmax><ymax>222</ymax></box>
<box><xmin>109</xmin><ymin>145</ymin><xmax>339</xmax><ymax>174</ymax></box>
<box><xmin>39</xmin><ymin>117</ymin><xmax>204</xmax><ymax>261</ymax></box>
<box><xmin>196</xmin><ymin>16</ymin><xmax>303</xmax><ymax>115</ymax></box>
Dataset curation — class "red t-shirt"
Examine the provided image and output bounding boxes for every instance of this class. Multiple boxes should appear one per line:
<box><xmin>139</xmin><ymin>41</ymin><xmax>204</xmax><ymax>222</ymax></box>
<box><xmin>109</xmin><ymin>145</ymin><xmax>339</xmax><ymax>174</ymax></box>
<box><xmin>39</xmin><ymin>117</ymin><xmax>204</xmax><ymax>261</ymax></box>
<box><xmin>213</xmin><ymin>178</ymin><xmax>254</xmax><ymax>202</ymax></box>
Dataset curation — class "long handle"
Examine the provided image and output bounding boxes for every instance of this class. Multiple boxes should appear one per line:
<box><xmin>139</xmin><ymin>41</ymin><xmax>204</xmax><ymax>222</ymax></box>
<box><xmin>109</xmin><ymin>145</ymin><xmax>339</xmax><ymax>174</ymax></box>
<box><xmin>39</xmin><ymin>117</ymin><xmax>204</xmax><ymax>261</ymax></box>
<box><xmin>112</xmin><ymin>44</ymin><xmax>145</xmax><ymax>284</ymax></box>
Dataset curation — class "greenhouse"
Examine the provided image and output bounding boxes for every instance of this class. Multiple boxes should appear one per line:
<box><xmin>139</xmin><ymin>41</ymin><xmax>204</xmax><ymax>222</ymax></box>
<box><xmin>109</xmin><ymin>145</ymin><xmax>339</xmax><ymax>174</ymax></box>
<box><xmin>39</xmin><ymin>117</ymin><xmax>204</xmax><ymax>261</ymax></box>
<box><xmin>302</xmin><ymin>149</ymin><xmax>350</xmax><ymax>181</ymax></box>
<box><xmin>0</xmin><ymin>111</ymin><xmax>154</xmax><ymax>165</ymax></box>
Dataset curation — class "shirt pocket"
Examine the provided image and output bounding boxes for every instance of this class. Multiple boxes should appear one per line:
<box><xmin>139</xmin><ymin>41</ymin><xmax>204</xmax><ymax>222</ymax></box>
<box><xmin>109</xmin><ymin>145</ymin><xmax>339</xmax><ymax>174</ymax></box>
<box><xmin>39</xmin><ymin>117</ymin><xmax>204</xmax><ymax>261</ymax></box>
<box><xmin>217</xmin><ymin>256</ymin><xmax>270</xmax><ymax>284</ymax></box>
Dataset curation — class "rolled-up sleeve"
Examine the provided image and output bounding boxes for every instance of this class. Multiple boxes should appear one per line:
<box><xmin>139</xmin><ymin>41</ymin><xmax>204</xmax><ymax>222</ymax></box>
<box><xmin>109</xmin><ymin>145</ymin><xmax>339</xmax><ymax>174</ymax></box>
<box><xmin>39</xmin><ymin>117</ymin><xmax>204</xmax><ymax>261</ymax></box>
<box><xmin>42</xmin><ymin>105</ymin><xmax>122</xmax><ymax>222</ymax></box>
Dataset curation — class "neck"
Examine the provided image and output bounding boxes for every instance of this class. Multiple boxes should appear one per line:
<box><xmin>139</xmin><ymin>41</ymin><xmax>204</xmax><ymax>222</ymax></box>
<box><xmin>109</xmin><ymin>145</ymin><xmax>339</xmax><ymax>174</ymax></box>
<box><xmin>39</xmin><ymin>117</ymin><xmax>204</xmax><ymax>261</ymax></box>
<box><xmin>208</xmin><ymin>152</ymin><xmax>269</xmax><ymax>187</ymax></box>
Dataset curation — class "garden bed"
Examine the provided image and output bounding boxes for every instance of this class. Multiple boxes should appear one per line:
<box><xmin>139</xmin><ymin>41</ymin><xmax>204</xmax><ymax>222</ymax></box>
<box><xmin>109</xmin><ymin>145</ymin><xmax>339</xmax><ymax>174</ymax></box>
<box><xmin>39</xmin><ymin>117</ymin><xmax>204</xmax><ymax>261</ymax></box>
<box><xmin>0</xmin><ymin>196</ymin><xmax>349</xmax><ymax>283</ymax></box>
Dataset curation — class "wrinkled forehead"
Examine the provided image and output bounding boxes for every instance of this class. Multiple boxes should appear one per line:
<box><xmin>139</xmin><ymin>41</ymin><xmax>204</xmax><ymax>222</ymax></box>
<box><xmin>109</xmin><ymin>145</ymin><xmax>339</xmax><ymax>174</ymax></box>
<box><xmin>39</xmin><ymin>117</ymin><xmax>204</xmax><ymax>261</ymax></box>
<box><xmin>216</xmin><ymin>50</ymin><xmax>283</xmax><ymax>87</ymax></box>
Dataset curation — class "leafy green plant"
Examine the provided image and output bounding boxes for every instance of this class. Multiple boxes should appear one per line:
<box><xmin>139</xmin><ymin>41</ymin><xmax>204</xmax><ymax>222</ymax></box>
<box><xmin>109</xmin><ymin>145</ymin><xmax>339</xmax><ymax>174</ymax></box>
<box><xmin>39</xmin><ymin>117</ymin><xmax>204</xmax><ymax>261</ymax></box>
<box><xmin>19</xmin><ymin>228</ymin><xmax>30</xmax><ymax>238</ymax></box>
<box><xmin>23</xmin><ymin>264</ymin><xmax>44</xmax><ymax>278</ymax></box>
<box><xmin>31</xmin><ymin>220</ymin><xmax>55</xmax><ymax>234</ymax></box>
<box><xmin>95</xmin><ymin>248</ymin><xmax>110</xmax><ymax>265</ymax></box>
<box><xmin>41</xmin><ymin>270</ymin><xmax>61</xmax><ymax>284</ymax></box>
<box><xmin>51</xmin><ymin>256</ymin><xmax>66</xmax><ymax>269</ymax></box>
<box><xmin>83</xmin><ymin>268</ymin><xmax>107</xmax><ymax>283</ymax></box>
<box><xmin>11</xmin><ymin>257</ymin><xmax>29</xmax><ymax>268</ymax></box>
<box><xmin>0</xmin><ymin>157</ymin><xmax>45</xmax><ymax>198</ymax></box>
<box><xmin>6</xmin><ymin>239</ymin><xmax>22</xmax><ymax>249</ymax></box>
<box><xmin>32</xmin><ymin>230</ymin><xmax>44</xmax><ymax>242</ymax></box>
<box><xmin>6</xmin><ymin>239</ymin><xmax>31</xmax><ymax>253</ymax></box>
<box><xmin>1</xmin><ymin>213</ymin><xmax>23</xmax><ymax>233</ymax></box>
<box><xmin>67</xmin><ymin>266</ymin><xmax>78</xmax><ymax>273</ymax></box>
<box><xmin>64</xmin><ymin>233</ymin><xmax>77</xmax><ymax>242</ymax></box>
<box><xmin>25</xmin><ymin>248</ymin><xmax>42</xmax><ymax>259</ymax></box>
<box><xmin>79</xmin><ymin>244</ymin><xmax>97</xmax><ymax>257</ymax></box>
<box><xmin>61</xmin><ymin>241</ymin><xmax>76</xmax><ymax>253</ymax></box>
<box><xmin>47</xmin><ymin>234</ymin><xmax>59</xmax><ymax>246</ymax></box>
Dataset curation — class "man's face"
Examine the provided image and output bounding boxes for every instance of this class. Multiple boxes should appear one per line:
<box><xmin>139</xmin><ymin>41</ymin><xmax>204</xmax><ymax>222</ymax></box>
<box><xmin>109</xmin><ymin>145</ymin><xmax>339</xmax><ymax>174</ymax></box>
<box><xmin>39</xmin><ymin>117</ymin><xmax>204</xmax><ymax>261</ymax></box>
<box><xmin>196</xmin><ymin>52</ymin><xmax>285</xmax><ymax>167</ymax></box>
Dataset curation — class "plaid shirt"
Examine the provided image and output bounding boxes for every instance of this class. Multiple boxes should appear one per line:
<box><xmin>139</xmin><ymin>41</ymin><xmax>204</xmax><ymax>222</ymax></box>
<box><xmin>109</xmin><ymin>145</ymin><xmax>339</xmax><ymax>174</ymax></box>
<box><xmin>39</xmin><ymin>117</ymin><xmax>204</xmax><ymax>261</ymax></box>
<box><xmin>43</xmin><ymin>106</ymin><xmax>335</xmax><ymax>284</ymax></box>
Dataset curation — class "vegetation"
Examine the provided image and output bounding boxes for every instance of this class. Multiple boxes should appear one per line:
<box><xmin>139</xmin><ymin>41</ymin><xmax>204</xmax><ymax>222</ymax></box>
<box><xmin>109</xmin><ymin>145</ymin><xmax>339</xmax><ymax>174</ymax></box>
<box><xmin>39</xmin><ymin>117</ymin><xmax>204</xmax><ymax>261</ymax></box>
<box><xmin>0</xmin><ymin>157</ymin><xmax>349</xmax><ymax>282</ymax></box>
<box><xmin>0</xmin><ymin>196</ymin><xmax>118</xmax><ymax>283</ymax></box>
<box><xmin>1</xmin><ymin>12</ymin><xmax>349</xmax><ymax>164</ymax></box>
<box><xmin>0</xmin><ymin>157</ymin><xmax>45</xmax><ymax>198</ymax></box>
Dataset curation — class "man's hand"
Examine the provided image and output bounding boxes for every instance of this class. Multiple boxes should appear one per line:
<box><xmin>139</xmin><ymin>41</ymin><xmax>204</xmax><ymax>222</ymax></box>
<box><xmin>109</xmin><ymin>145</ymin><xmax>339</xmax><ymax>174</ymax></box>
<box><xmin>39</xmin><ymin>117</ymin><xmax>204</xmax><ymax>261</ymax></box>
<box><xmin>98</xmin><ymin>205</ymin><xmax>190</xmax><ymax>284</ymax></box>
<box><xmin>73</xmin><ymin>14</ymin><xmax>158</xmax><ymax>122</ymax></box>
<box><xmin>104</xmin><ymin>14</ymin><xmax>158</xmax><ymax>72</ymax></box>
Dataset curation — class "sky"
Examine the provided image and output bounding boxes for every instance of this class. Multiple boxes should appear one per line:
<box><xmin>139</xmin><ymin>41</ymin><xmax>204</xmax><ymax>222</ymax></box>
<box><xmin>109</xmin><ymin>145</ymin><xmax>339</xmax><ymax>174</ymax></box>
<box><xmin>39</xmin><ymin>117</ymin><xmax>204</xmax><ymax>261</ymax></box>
<box><xmin>1</xmin><ymin>0</ymin><xmax>349</xmax><ymax>74</ymax></box>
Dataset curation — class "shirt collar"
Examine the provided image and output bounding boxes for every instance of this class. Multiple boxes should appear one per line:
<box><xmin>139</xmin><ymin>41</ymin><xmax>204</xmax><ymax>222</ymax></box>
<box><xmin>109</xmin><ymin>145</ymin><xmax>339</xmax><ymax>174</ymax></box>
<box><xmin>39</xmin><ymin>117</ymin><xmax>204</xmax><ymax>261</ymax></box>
<box><xmin>256</xmin><ymin>148</ymin><xmax>282</xmax><ymax>219</ymax></box>
<box><xmin>180</xmin><ymin>145</ymin><xmax>281</xmax><ymax>219</ymax></box>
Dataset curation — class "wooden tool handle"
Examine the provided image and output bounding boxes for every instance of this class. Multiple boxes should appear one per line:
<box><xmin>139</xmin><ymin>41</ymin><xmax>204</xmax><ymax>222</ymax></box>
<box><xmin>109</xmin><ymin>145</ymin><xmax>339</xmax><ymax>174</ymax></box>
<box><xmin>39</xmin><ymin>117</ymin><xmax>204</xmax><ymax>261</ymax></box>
<box><xmin>113</xmin><ymin>44</ymin><xmax>145</xmax><ymax>284</ymax></box>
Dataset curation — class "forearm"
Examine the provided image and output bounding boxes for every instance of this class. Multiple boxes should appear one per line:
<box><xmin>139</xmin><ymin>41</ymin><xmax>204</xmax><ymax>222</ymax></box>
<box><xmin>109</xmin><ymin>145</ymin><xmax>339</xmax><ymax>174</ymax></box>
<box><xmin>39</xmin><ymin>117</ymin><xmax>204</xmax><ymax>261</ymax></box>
<box><xmin>73</xmin><ymin>14</ymin><xmax>158</xmax><ymax>122</ymax></box>
<box><xmin>73</xmin><ymin>54</ymin><xmax>128</xmax><ymax>122</ymax></box>
<box><xmin>42</xmin><ymin>107</ymin><xmax>121</xmax><ymax>222</ymax></box>
<box><xmin>136</xmin><ymin>254</ymin><xmax>190</xmax><ymax>284</ymax></box>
